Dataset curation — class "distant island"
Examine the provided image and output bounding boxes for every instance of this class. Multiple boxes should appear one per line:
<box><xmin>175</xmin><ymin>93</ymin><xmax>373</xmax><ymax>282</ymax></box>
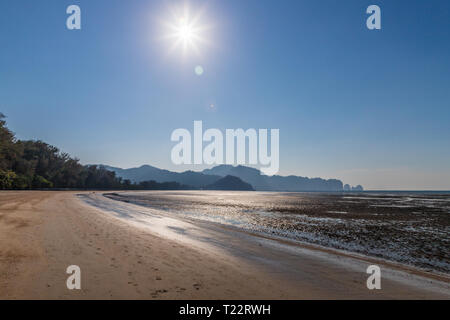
<box><xmin>205</xmin><ymin>175</ymin><xmax>254</xmax><ymax>191</ymax></box>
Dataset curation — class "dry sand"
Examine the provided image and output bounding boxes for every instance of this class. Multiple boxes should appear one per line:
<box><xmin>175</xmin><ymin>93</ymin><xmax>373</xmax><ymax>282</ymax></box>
<box><xmin>0</xmin><ymin>191</ymin><xmax>448</xmax><ymax>299</ymax></box>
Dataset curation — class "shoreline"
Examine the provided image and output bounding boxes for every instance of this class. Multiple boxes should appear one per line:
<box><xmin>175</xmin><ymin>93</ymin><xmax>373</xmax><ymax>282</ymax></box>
<box><xmin>84</xmin><ymin>192</ymin><xmax>450</xmax><ymax>295</ymax></box>
<box><xmin>103</xmin><ymin>190</ymin><xmax>450</xmax><ymax>275</ymax></box>
<box><xmin>0</xmin><ymin>191</ymin><xmax>449</xmax><ymax>299</ymax></box>
<box><xmin>104</xmin><ymin>191</ymin><xmax>450</xmax><ymax>283</ymax></box>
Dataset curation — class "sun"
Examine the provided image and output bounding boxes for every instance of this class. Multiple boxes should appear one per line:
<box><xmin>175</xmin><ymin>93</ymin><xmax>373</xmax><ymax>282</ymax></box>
<box><xmin>175</xmin><ymin>17</ymin><xmax>198</xmax><ymax>49</ymax></box>
<box><xmin>161</xmin><ymin>4</ymin><xmax>210</xmax><ymax>56</ymax></box>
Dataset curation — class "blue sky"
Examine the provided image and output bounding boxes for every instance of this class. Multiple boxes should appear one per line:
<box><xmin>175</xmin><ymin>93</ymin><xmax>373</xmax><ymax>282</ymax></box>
<box><xmin>1</xmin><ymin>0</ymin><xmax>450</xmax><ymax>189</ymax></box>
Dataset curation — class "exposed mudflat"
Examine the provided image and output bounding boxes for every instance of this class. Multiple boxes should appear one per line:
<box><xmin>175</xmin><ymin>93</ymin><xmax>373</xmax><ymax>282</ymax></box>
<box><xmin>104</xmin><ymin>191</ymin><xmax>450</xmax><ymax>274</ymax></box>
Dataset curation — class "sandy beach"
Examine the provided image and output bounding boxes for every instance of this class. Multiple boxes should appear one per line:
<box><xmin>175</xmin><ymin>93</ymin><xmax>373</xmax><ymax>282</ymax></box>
<box><xmin>0</xmin><ymin>191</ymin><xmax>449</xmax><ymax>300</ymax></box>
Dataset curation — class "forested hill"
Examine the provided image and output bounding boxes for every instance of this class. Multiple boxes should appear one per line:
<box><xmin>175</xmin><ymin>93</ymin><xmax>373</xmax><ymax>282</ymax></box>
<box><xmin>0</xmin><ymin>113</ymin><xmax>186</xmax><ymax>190</ymax></box>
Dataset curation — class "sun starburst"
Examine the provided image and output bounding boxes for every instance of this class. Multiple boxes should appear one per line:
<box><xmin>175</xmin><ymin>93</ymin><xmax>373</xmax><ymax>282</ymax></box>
<box><xmin>161</xmin><ymin>3</ymin><xmax>210</xmax><ymax>56</ymax></box>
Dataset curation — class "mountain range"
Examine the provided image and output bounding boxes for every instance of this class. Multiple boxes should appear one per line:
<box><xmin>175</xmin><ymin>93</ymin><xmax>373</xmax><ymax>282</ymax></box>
<box><xmin>101</xmin><ymin>164</ymin><xmax>362</xmax><ymax>192</ymax></box>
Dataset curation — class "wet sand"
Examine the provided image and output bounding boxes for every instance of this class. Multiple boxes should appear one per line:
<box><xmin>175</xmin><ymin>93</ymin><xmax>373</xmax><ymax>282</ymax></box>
<box><xmin>0</xmin><ymin>191</ymin><xmax>449</xmax><ymax>299</ymax></box>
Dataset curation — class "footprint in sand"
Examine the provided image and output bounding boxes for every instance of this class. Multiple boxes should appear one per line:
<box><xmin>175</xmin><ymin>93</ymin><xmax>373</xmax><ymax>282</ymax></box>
<box><xmin>193</xmin><ymin>283</ymin><xmax>202</xmax><ymax>290</ymax></box>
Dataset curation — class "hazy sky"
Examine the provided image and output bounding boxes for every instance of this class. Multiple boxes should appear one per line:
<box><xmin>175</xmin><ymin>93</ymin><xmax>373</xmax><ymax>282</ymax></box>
<box><xmin>1</xmin><ymin>0</ymin><xmax>450</xmax><ymax>190</ymax></box>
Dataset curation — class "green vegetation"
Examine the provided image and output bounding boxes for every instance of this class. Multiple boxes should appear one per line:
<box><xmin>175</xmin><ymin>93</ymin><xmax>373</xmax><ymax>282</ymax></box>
<box><xmin>0</xmin><ymin>113</ymin><xmax>186</xmax><ymax>190</ymax></box>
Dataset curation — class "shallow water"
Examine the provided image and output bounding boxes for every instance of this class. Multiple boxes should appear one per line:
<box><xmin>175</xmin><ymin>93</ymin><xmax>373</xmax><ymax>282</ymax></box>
<box><xmin>103</xmin><ymin>191</ymin><xmax>450</xmax><ymax>274</ymax></box>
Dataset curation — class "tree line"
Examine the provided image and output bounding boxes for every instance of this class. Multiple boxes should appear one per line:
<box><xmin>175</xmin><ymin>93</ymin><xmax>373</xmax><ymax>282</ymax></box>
<box><xmin>0</xmin><ymin>113</ymin><xmax>188</xmax><ymax>190</ymax></box>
